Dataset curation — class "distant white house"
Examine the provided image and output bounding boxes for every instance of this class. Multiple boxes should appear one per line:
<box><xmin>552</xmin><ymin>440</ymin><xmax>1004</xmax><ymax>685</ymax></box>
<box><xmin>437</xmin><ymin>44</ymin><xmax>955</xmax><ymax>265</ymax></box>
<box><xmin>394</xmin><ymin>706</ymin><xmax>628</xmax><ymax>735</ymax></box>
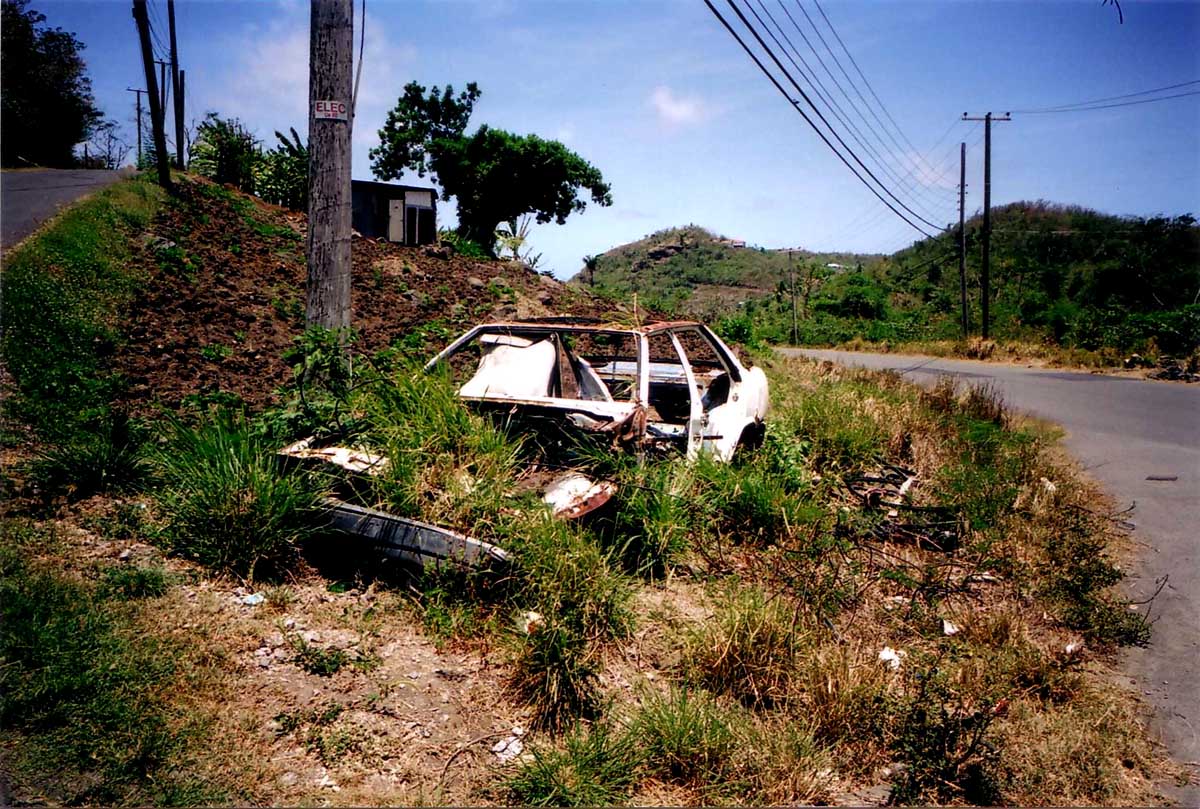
<box><xmin>825</xmin><ymin>262</ymin><xmax>843</xmax><ymax>270</ymax></box>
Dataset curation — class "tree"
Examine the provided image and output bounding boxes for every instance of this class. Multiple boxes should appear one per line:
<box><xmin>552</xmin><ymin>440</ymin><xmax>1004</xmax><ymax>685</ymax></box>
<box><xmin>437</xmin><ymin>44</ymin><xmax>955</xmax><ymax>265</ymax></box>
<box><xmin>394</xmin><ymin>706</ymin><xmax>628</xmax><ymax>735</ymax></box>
<box><xmin>81</xmin><ymin>120</ymin><xmax>129</xmax><ymax>169</ymax></box>
<box><xmin>254</xmin><ymin>128</ymin><xmax>308</xmax><ymax>211</ymax></box>
<box><xmin>370</xmin><ymin>81</ymin><xmax>612</xmax><ymax>254</ymax></box>
<box><xmin>1</xmin><ymin>0</ymin><xmax>103</xmax><ymax>167</ymax></box>
<box><xmin>189</xmin><ymin>113</ymin><xmax>259</xmax><ymax>191</ymax></box>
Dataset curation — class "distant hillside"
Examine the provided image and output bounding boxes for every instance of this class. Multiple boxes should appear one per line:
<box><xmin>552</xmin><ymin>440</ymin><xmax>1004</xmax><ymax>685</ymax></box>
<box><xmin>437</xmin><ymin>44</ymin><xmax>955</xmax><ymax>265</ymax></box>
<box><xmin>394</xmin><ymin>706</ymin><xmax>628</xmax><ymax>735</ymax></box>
<box><xmin>574</xmin><ymin>225</ymin><xmax>883</xmax><ymax>319</ymax></box>
<box><xmin>583</xmin><ymin>206</ymin><xmax>1199</xmax><ymax>358</ymax></box>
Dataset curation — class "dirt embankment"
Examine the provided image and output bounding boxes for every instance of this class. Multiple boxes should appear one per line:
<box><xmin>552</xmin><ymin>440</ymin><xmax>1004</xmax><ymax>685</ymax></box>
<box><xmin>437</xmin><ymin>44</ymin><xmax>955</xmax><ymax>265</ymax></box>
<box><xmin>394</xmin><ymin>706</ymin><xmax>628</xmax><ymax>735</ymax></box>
<box><xmin>116</xmin><ymin>179</ymin><xmax>624</xmax><ymax>415</ymax></box>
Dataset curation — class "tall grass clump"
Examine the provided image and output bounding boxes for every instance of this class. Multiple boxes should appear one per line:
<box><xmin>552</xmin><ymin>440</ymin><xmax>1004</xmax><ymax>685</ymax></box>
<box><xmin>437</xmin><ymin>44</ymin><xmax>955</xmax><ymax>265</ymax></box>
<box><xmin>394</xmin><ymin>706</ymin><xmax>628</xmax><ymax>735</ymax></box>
<box><xmin>633</xmin><ymin>686</ymin><xmax>742</xmax><ymax>789</ymax></box>
<box><xmin>506</xmin><ymin>722</ymin><xmax>640</xmax><ymax>806</ymax></box>
<box><xmin>0</xmin><ymin>177</ymin><xmax>163</xmax><ymax>439</ymax></box>
<box><xmin>0</xmin><ymin>522</ymin><xmax>222</xmax><ymax>804</ymax></box>
<box><xmin>29</xmin><ymin>412</ymin><xmax>150</xmax><ymax>499</ymax></box>
<box><xmin>363</xmin><ymin>363</ymin><xmax>521</xmax><ymax>528</ymax></box>
<box><xmin>682</xmin><ymin>586</ymin><xmax>809</xmax><ymax>709</ymax></box>
<box><xmin>153</xmin><ymin>411</ymin><xmax>325</xmax><ymax>580</ymax></box>
<box><xmin>605</xmin><ymin>457</ymin><xmax>699</xmax><ymax>578</ymax></box>
<box><xmin>509</xmin><ymin>621</ymin><xmax>601</xmax><ymax>732</ymax></box>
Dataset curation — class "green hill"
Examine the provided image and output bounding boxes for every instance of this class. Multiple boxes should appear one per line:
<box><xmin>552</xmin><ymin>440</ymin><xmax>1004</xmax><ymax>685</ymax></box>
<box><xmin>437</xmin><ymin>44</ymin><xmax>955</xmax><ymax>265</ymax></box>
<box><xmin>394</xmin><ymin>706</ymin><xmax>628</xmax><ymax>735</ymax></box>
<box><xmin>583</xmin><ymin>205</ymin><xmax>1199</xmax><ymax>358</ymax></box>
<box><xmin>576</xmin><ymin>225</ymin><xmax>883</xmax><ymax>319</ymax></box>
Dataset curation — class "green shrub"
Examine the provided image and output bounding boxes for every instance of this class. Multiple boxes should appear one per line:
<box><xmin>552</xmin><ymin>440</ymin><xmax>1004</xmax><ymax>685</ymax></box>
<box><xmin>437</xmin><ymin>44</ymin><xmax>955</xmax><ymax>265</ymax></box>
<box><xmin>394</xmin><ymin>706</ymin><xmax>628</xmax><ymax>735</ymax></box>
<box><xmin>189</xmin><ymin>114</ymin><xmax>259</xmax><ymax>192</ymax></box>
<box><xmin>605</xmin><ymin>459</ymin><xmax>698</xmax><ymax>578</ymax></box>
<box><xmin>153</xmin><ymin>411</ymin><xmax>325</xmax><ymax>580</ymax></box>
<box><xmin>437</xmin><ymin>229</ymin><xmax>488</xmax><ymax>259</ymax></box>
<box><xmin>507</xmin><ymin>722</ymin><xmax>640</xmax><ymax>806</ymax></box>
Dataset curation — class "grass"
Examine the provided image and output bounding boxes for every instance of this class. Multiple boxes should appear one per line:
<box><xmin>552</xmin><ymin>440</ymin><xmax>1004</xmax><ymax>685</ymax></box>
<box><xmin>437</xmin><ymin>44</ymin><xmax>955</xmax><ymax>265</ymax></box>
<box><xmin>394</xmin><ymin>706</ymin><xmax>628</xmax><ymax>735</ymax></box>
<box><xmin>0</xmin><ymin>176</ymin><xmax>165</xmax><ymax>440</ymax></box>
<box><xmin>152</xmin><ymin>410</ymin><xmax>326</xmax><ymax>581</ymax></box>
<box><xmin>506</xmin><ymin>722</ymin><xmax>641</xmax><ymax>806</ymax></box>
<box><xmin>0</xmin><ymin>521</ymin><xmax>224</xmax><ymax>805</ymax></box>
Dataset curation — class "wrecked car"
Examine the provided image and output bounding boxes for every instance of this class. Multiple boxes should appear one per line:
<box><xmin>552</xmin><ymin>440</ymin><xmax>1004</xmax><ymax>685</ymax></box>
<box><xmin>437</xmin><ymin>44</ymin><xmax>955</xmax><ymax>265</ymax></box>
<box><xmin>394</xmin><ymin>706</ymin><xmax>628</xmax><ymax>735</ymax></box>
<box><xmin>282</xmin><ymin>318</ymin><xmax>769</xmax><ymax>567</ymax></box>
<box><xmin>425</xmin><ymin>318</ymin><xmax>769</xmax><ymax>462</ymax></box>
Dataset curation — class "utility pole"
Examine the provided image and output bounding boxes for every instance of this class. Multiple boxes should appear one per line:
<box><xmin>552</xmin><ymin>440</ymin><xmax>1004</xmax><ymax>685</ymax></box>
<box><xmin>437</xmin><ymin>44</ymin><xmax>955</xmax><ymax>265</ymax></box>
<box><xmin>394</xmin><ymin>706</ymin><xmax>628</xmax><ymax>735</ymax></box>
<box><xmin>962</xmin><ymin>112</ymin><xmax>1010</xmax><ymax>339</ymax></box>
<box><xmin>167</xmin><ymin>0</ymin><xmax>184</xmax><ymax>168</ymax></box>
<box><xmin>125</xmin><ymin>87</ymin><xmax>147</xmax><ymax>164</ymax></box>
<box><xmin>306</xmin><ymin>0</ymin><xmax>354</xmax><ymax>330</ymax></box>
<box><xmin>788</xmin><ymin>250</ymin><xmax>798</xmax><ymax>345</ymax></box>
<box><xmin>178</xmin><ymin>70</ymin><xmax>187</xmax><ymax>166</ymax></box>
<box><xmin>958</xmin><ymin>141</ymin><xmax>968</xmax><ymax>338</ymax></box>
<box><xmin>132</xmin><ymin>0</ymin><xmax>171</xmax><ymax>189</ymax></box>
<box><xmin>155</xmin><ymin>59</ymin><xmax>170</xmax><ymax>119</ymax></box>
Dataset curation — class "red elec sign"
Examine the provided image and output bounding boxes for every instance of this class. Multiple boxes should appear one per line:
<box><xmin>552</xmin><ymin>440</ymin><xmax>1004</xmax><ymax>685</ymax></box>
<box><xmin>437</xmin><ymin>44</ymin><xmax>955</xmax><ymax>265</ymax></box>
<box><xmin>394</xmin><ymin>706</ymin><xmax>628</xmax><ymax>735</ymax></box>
<box><xmin>313</xmin><ymin>99</ymin><xmax>348</xmax><ymax>121</ymax></box>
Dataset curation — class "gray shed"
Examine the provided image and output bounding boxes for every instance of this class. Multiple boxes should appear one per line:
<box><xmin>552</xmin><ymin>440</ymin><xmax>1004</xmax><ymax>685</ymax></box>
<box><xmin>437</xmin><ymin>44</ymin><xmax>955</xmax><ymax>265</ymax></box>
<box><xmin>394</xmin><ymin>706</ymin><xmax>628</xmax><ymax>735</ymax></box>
<box><xmin>351</xmin><ymin>180</ymin><xmax>437</xmax><ymax>245</ymax></box>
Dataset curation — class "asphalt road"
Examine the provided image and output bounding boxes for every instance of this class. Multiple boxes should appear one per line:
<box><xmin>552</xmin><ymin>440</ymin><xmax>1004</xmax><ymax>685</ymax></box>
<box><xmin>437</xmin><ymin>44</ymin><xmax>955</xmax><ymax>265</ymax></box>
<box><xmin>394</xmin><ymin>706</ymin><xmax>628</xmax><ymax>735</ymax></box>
<box><xmin>785</xmin><ymin>348</ymin><xmax>1199</xmax><ymax>799</ymax></box>
<box><xmin>0</xmin><ymin>168</ymin><xmax>127</xmax><ymax>249</ymax></box>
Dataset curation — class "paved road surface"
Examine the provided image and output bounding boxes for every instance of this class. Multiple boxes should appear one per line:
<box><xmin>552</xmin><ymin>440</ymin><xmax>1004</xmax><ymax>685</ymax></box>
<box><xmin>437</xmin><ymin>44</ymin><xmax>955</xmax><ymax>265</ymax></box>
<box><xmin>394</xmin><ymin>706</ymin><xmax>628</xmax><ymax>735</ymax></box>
<box><xmin>785</xmin><ymin>348</ymin><xmax>1199</xmax><ymax>801</ymax></box>
<box><xmin>1</xmin><ymin>169</ymin><xmax>127</xmax><ymax>249</ymax></box>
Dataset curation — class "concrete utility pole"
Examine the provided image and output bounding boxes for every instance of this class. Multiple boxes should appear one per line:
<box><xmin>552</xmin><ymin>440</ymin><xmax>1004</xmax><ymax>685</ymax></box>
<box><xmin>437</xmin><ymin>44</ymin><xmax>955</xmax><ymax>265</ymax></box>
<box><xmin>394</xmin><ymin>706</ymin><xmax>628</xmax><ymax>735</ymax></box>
<box><xmin>167</xmin><ymin>0</ymin><xmax>184</xmax><ymax>168</ymax></box>
<box><xmin>958</xmin><ymin>141</ymin><xmax>968</xmax><ymax>338</ymax></box>
<box><xmin>132</xmin><ymin>0</ymin><xmax>171</xmax><ymax>189</ymax></box>
<box><xmin>962</xmin><ymin>112</ymin><xmax>1010</xmax><ymax>339</ymax></box>
<box><xmin>306</xmin><ymin>0</ymin><xmax>354</xmax><ymax>330</ymax></box>
<box><xmin>126</xmin><ymin>87</ymin><xmax>147</xmax><ymax>164</ymax></box>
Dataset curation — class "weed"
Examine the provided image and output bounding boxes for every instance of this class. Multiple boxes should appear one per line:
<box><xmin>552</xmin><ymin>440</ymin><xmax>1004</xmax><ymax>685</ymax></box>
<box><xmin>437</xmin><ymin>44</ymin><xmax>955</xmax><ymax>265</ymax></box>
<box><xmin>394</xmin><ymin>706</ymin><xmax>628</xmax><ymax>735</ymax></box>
<box><xmin>0</xmin><ymin>177</ymin><xmax>164</xmax><ymax>439</ymax></box>
<box><xmin>508</xmin><ymin>621</ymin><xmax>600</xmax><ymax>732</ymax></box>
<box><xmin>200</xmin><ymin>342</ymin><xmax>233</xmax><ymax>362</ymax></box>
<box><xmin>682</xmin><ymin>586</ymin><xmax>808</xmax><ymax>709</ymax></box>
<box><xmin>507</xmin><ymin>722</ymin><xmax>640</xmax><ymax>806</ymax></box>
<box><xmin>100</xmin><ymin>564</ymin><xmax>170</xmax><ymax>600</ymax></box>
<box><xmin>152</xmin><ymin>410</ymin><xmax>325</xmax><ymax>580</ymax></box>
<box><xmin>0</xmin><ymin>522</ymin><xmax>220</xmax><ymax>803</ymax></box>
<box><xmin>633</xmin><ymin>686</ymin><xmax>741</xmax><ymax>788</ymax></box>
<box><xmin>290</xmin><ymin>635</ymin><xmax>349</xmax><ymax>677</ymax></box>
<box><xmin>29</xmin><ymin>412</ymin><xmax>150</xmax><ymax>499</ymax></box>
<box><xmin>263</xmin><ymin>585</ymin><xmax>295</xmax><ymax>613</ymax></box>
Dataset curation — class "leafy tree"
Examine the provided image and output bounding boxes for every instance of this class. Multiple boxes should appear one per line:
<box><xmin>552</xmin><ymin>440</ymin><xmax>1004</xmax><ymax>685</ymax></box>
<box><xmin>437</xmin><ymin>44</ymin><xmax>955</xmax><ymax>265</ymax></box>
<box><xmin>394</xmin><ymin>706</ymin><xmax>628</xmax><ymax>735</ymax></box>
<box><xmin>254</xmin><ymin>128</ymin><xmax>308</xmax><ymax>211</ymax></box>
<box><xmin>1</xmin><ymin>0</ymin><xmax>103</xmax><ymax>167</ymax></box>
<box><xmin>189</xmin><ymin>114</ymin><xmax>259</xmax><ymax>192</ymax></box>
<box><xmin>370</xmin><ymin>81</ymin><xmax>612</xmax><ymax>254</ymax></box>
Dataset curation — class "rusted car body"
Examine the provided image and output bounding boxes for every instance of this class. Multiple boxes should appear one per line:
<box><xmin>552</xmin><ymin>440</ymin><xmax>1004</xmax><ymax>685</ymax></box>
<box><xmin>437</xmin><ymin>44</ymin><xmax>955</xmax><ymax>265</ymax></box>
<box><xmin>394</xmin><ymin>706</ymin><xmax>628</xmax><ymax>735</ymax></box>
<box><xmin>425</xmin><ymin>318</ymin><xmax>769</xmax><ymax>461</ymax></box>
<box><xmin>282</xmin><ymin>318</ymin><xmax>769</xmax><ymax>567</ymax></box>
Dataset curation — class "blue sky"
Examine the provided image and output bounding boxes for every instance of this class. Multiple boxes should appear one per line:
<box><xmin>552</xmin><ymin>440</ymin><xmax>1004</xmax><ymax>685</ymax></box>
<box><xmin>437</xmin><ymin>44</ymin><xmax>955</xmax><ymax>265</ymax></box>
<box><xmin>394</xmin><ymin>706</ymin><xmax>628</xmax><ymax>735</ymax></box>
<box><xmin>46</xmin><ymin>0</ymin><xmax>1200</xmax><ymax>278</ymax></box>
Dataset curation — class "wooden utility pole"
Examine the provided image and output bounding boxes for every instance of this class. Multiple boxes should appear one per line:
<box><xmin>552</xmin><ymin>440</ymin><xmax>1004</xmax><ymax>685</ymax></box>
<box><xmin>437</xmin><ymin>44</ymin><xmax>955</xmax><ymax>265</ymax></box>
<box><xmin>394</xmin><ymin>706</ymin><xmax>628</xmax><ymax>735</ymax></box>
<box><xmin>167</xmin><ymin>0</ymin><xmax>184</xmax><ymax>168</ymax></box>
<box><xmin>788</xmin><ymin>250</ymin><xmax>798</xmax><ymax>345</ymax></box>
<box><xmin>958</xmin><ymin>141</ymin><xmax>968</xmax><ymax>338</ymax></box>
<box><xmin>126</xmin><ymin>87</ymin><xmax>146</xmax><ymax>164</ymax></box>
<box><xmin>155</xmin><ymin>59</ymin><xmax>170</xmax><ymax>118</ymax></box>
<box><xmin>132</xmin><ymin>1</ymin><xmax>171</xmax><ymax>189</ymax></box>
<box><xmin>962</xmin><ymin>112</ymin><xmax>1010</xmax><ymax>339</ymax></box>
<box><xmin>306</xmin><ymin>0</ymin><xmax>354</xmax><ymax>330</ymax></box>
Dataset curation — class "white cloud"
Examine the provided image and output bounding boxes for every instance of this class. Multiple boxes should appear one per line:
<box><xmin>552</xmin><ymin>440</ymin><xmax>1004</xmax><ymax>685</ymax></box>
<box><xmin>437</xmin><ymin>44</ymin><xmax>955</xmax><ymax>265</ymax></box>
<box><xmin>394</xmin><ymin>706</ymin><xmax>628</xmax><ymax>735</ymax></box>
<box><xmin>555</xmin><ymin>125</ymin><xmax>576</xmax><ymax>144</ymax></box>
<box><xmin>649</xmin><ymin>85</ymin><xmax>708</xmax><ymax>127</ymax></box>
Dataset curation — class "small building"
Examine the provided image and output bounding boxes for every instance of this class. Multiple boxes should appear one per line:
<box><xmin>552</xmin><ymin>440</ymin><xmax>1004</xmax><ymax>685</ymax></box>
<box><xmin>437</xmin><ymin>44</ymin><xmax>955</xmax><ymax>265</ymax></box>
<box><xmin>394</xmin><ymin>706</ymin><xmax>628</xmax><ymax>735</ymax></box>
<box><xmin>351</xmin><ymin>180</ymin><xmax>437</xmax><ymax>245</ymax></box>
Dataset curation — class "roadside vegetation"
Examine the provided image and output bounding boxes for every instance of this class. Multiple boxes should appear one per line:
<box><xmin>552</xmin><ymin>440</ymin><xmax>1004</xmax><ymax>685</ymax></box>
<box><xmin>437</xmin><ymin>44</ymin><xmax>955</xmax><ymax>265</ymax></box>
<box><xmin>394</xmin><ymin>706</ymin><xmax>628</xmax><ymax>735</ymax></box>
<box><xmin>0</xmin><ymin>176</ymin><xmax>1176</xmax><ymax>805</ymax></box>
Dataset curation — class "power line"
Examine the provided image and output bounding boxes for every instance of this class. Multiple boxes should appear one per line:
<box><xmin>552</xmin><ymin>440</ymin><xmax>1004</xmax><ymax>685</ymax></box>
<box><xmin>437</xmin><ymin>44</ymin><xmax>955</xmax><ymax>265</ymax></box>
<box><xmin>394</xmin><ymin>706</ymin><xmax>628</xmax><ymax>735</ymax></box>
<box><xmin>750</xmin><ymin>0</ymin><xmax>952</xmax><ymax>223</ymax></box>
<box><xmin>1011</xmin><ymin>79</ymin><xmax>1200</xmax><ymax>113</ymax></box>
<box><xmin>769</xmin><ymin>0</ymin><xmax>954</xmax><ymax>218</ymax></box>
<box><xmin>1015</xmin><ymin>89</ymin><xmax>1200</xmax><ymax>114</ymax></box>
<box><xmin>710</xmin><ymin>0</ymin><xmax>940</xmax><ymax>236</ymax></box>
<box><xmin>811</xmin><ymin>0</ymin><xmax>940</xmax><ymax>182</ymax></box>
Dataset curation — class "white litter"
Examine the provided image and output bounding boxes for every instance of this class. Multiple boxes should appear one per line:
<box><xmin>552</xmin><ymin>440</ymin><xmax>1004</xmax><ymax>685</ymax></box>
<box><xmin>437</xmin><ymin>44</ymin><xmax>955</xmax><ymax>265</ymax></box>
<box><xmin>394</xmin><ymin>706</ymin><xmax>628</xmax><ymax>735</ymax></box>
<box><xmin>241</xmin><ymin>592</ymin><xmax>264</xmax><ymax>606</ymax></box>
<box><xmin>942</xmin><ymin>619</ymin><xmax>960</xmax><ymax>636</ymax></box>
<box><xmin>492</xmin><ymin>735</ymin><xmax>525</xmax><ymax>763</ymax></box>
<box><xmin>1065</xmin><ymin>640</ymin><xmax>1084</xmax><ymax>656</ymax></box>
<box><xmin>879</xmin><ymin>646</ymin><xmax>906</xmax><ymax>670</ymax></box>
<box><xmin>519</xmin><ymin>610</ymin><xmax>545</xmax><ymax>635</ymax></box>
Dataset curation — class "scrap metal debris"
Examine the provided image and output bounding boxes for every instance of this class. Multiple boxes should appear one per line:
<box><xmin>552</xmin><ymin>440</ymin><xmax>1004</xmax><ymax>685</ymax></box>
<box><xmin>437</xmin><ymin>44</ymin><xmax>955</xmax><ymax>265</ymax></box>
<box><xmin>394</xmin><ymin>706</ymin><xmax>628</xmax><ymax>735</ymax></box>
<box><xmin>845</xmin><ymin>465</ymin><xmax>961</xmax><ymax>550</ymax></box>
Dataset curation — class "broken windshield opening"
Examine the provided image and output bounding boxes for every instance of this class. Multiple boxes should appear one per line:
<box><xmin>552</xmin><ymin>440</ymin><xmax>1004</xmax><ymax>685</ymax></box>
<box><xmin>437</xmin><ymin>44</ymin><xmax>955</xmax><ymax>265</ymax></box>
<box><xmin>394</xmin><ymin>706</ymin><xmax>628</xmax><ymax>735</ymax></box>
<box><xmin>435</xmin><ymin>328</ymin><xmax>640</xmax><ymax>404</ymax></box>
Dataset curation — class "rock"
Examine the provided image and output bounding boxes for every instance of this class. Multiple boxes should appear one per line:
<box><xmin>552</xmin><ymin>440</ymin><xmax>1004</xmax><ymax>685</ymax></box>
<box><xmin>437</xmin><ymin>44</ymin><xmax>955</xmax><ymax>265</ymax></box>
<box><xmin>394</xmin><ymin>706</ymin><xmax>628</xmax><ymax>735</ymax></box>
<box><xmin>278</xmin><ymin>772</ymin><xmax>299</xmax><ymax>787</ymax></box>
<box><xmin>468</xmin><ymin>276</ymin><xmax>486</xmax><ymax>289</ymax></box>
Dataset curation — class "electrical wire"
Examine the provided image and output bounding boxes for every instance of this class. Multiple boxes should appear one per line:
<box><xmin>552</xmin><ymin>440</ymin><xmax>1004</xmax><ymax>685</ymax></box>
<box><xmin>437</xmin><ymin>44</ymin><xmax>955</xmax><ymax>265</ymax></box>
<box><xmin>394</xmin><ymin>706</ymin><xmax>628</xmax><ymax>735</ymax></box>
<box><xmin>1011</xmin><ymin>79</ymin><xmax>1200</xmax><ymax>113</ymax></box>
<box><xmin>766</xmin><ymin>0</ymin><xmax>954</xmax><ymax>218</ymax></box>
<box><xmin>712</xmin><ymin>0</ymin><xmax>940</xmax><ymax>236</ymax></box>
<box><xmin>810</xmin><ymin>0</ymin><xmax>940</xmax><ymax>183</ymax></box>
<box><xmin>352</xmin><ymin>0</ymin><xmax>366</xmax><ymax>119</ymax></box>
<box><xmin>751</xmin><ymin>0</ymin><xmax>952</xmax><ymax>223</ymax></box>
<box><xmin>1015</xmin><ymin>90</ymin><xmax>1200</xmax><ymax>114</ymax></box>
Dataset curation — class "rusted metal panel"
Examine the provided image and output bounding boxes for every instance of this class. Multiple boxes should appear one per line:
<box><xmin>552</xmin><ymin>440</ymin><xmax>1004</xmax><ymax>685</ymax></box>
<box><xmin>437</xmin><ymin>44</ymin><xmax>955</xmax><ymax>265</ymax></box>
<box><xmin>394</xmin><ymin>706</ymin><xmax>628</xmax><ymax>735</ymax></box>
<box><xmin>541</xmin><ymin>472</ymin><xmax>617</xmax><ymax>519</ymax></box>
